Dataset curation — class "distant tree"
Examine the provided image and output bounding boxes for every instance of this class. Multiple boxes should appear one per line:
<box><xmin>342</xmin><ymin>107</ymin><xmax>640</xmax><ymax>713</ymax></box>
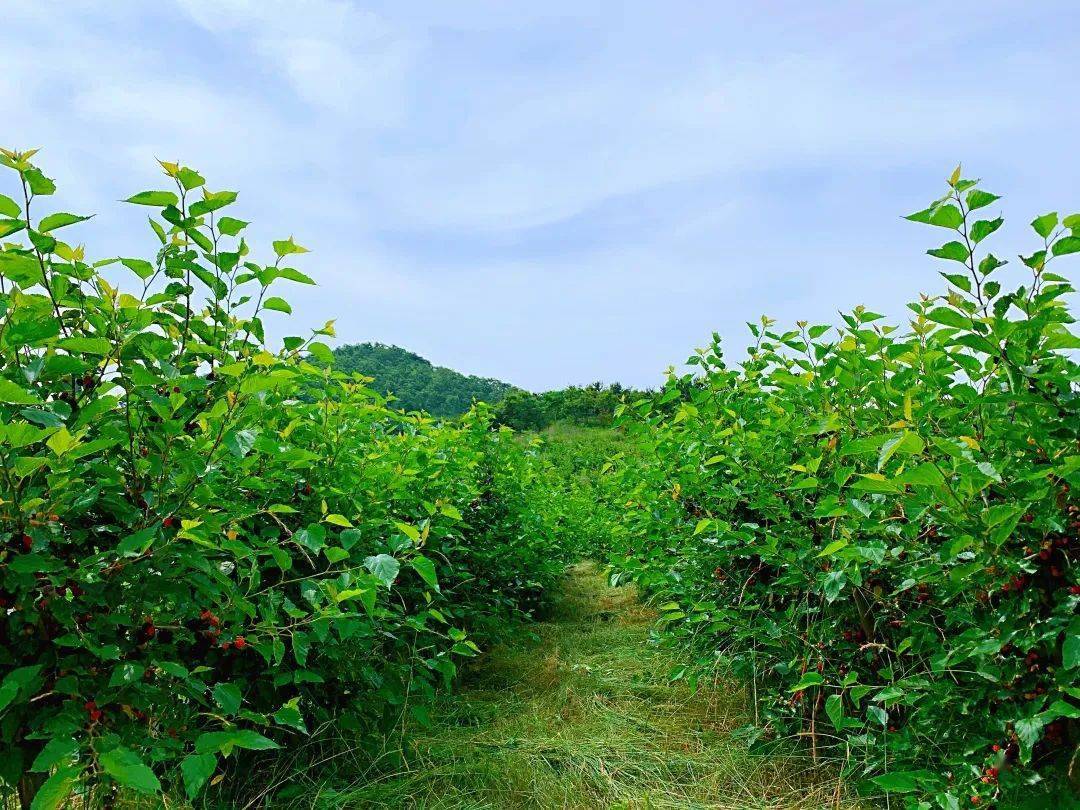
<box><xmin>494</xmin><ymin>382</ymin><xmax>647</xmax><ymax>431</ymax></box>
<box><xmin>493</xmin><ymin>390</ymin><xmax>548</xmax><ymax>431</ymax></box>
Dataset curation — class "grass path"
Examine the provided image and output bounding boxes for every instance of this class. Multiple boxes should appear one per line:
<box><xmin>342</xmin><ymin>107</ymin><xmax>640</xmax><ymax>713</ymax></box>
<box><xmin>337</xmin><ymin>562</ymin><xmax>850</xmax><ymax>809</ymax></box>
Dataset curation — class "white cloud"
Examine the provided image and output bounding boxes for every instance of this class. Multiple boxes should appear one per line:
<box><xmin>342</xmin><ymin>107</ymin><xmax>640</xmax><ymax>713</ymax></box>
<box><xmin>369</xmin><ymin>46</ymin><xmax>1034</xmax><ymax>235</ymax></box>
<box><xmin>176</xmin><ymin>0</ymin><xmax>418</xmax><ymax>122</ymax></box>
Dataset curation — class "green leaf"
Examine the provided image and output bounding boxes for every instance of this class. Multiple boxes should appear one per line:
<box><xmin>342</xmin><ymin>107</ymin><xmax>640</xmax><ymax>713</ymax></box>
<box><xmin>46</xmin><ymin>427</ymin><xmax>80</xmax><ymax>455</ymax></box>
<box><xmin>823</xmin><ymin>570</ymin><xmax>846</xmax><ymax>602</ymax></box>
<box><xmin>99</xmin><ymin>746</ymin><xmax>161</xmax><ymax>795</ymax></box>
<box><xmin>29</xmin><ymin>766</ymin><xmax>81</xmax><ymax>810</ymax></box>
<box><xmin>925</xmin><ymin>307</ymin><xmax>972</xmax><ymax>330</ymax></box>
<box><xmin>0</xmin><ymin>218</ymin><xmax>26</xmax><ymax>238</ymax></box>
<box><xmin>0</xmin><ymin>251</ymin><xmax>41</xmax><ymax>284</ymax></box>
<box><xmin>217</xmin><ymin>216</ymin><xmax>248</xmax><ymax>236</ymax></box>
<box><xmin>294</xmin><ymin>524</ymin><xmax>326</xmax><ymax>553</ymax></box>
<box><xmin>0</xmin><ymin>378</ymin><xmax>41</xmax><ymax>404</ymax></box>
<box><xmin>970</xmin><ymin>217</ymin><xmax>1002</xmax><ymax>244</ymax></box>
<box><xmin>979</xmin><ymin>253</ymin><xmax>1006</xmax><ymax>275</ymax></box>
<box><xmin>1015</xmin><ymin>716</ymin><xmax>1048</xmax><ymax>763</ymax></box>
<box><xmin>24</xmin><ymin>168</ymin><xmax>56</xmax><ymax>196</ymax></box>
<box><xmin>177</xmin><ymin>167</ymin><xmax>205</xmax><ymax>190</ymax></box>
<box><xmin>30</xmin><ymin>738</ymin><xmax>79</xmax><ymax>772</ymax></box>
<box><xmin>789</xmin><ymin>672</ymin><xmax>823</xmax><ymax>691</ymax></box>
<box><xmin>0</xmin><ymin>193</ymin><xmax>20</xmax><ymax>218</ymax></box>
<box><xmin>816</xmin><ymin>539</ymin><xmax>848</xmax><ymax>557</ymax></box>
<box><xmin>38</xmin><ymin>212</ymin><xmax>92</xmax><ymax>232</ymax></box>
<box><xmin>412</xmin><ymin>554</ymin><xmax>440</xmax><ymax>592</ymax></box>
<box><xmin>870</xmin><ymin>770</ymin><xmax>934</xmax><ymax>794</ymax></box>
<box><xmin>336</xmin><ymin>587</ymin><xmax>376</xmax><ymax>614</ymax></box>
<box><xmin>1022</xmin><ymin>250</ymin><xmax>1046</xmax><ymax>270</ymax></box>
<box><xmin>57</xmin><ymin>336</ymin><xmax>111</xmax><ymax>355</ymax></box>
<box><xmin>107</xmin><ymin>662</ymin><xmax>145</xmax><ymax>687</ymax></box>
<box><xmin>895</xmin><ymin>463</ymin><xmax>944</xmax><ymax>487</ymax></box>
<box><xmin>867</xmin><ymin>704</ymin><xmax>888</xmax><ymax>727</ymax></box>
<box><xmin>273</xmin><ymin>700</ymin><xmax>307</xmax><ymax>733</ymax></box>
<box><xmin>1052</xmin><ymin>235</ymin><xmax>1080</xmax><ymax>257</ymax></box>
<box><xmin>124</xmin><ymin>190</ymin><xmax>179</xmax><ymax>207</ymax></box>
<box><xmin>212</xmin><ymin>682</ymin><xmax>243</xmax><ymax>715</ymax></box>
<box><xmin>905</xmin><ymin>204</ymin><xmax>962</xmax><ymax>229</ymax></box>
<box><xmin>262</xmin><ymin>297</ymin><xmax>292</xmax><ymax>314</ymax></box>
<box><xmin>966</xmin><ymin>189</ymin><xmax>1000</xmax><ymax>211</ymax></box>
<box><xmin>364</xmin><ymin>554</ymin><xmax>400</xmax><ymax>588</ymax></box>
<box><xmin>272</xmin><ymin>236</ymin><xmax>309</xmax><ymax>257</ymax></box>
<box><xmin>194</xmin><ymin>729</ymin><xmax>280</xmax><ymax>756</ymax></box>
<box><xmin>307</xmin><ymin>341</ymin><xmax>335</xmax><ymax>364</ymax></box>
<box><xmin>1063</xmin><ymin>619</ymin><xmax>1080</xmax><ymax>670</ymax></box>
<box><xmin>850</xmin><ymin>474</ymin><xmax>901</xmax><ymax>493</ymax></box>
<box><xmin>181</xmin><ymin>753</ymin><xmax>216</xmax><ymax>799</ymax></box>
<box><xmin>223</xmin><ymin>428</ymin><xmax>258</xmax><ymax>459</ymax></box>
<box><xmin>940</xmin><ymin>272</ymin><xmax>971</xmax><ymax>292</ymax></box>
<box><xmin>277</xmin><ymin>267</ymin><xmax>316</xmax><ymax>285</ymax></box>
<box><xmin>395</xmin><ymin>522</ymin><xmax>421</xmax><ymax>542</ymax></box>
<box><xmin>926</xmin><ymin>242</ymin><xmax>969</xmax><ymax>263</ymax></box>
<box><xmin>877</xmin><ymin>432</ymin><xmax>924</xmax><ymax>470</ymax></box>
<box><xmin>324</xmin><ymin>546</ymin><xmax>349</xmax><ymax>563</ymax></box>
<box><xmin>824</xmin><ymin>694</ymin><xmax>844</xmax><ymax>728</ymax></box>
<box><xmin>1040</xmin><ymin>700</ymin><xmax>1080</xmax><ymax>720</ymax></box>
<box><xmin>190</xmin><ymin>190</ymin><xmax>238</xmax><ymax>217</ymax></box>
<box><xmin>121</xmin><ymin>257</ymin><xmax>155</xmax><ymax>279</ymax></box>
<box><xmin>928</xmin><ymin>204</ymin><xmax>963</xmax><ymax>229</ymax></box>
<box><xmin>1032</xmin><ymin>212</ymin><xmax>1058</xmax><ymax>238</ymax></box>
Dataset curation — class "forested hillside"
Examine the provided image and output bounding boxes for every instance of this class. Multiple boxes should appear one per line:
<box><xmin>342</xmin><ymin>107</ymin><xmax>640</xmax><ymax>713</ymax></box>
<box><xmin>332</xmin><ymin>342</ymin><xmax>643</xmax><ymax>431</ymax></box>
<box><xmin>331</xmin><ymin>343</ymin><xmax>515</xmax><ymax>416</ymax></box>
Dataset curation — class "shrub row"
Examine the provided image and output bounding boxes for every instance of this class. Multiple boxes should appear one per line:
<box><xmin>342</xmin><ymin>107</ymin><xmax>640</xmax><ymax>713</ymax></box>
<box><xmin>606</xmin><ymin>170</ymin><xmax>1079</xmax><ymax>807</ymax></box>
<box><xmin>0</xmin><ymin>152</ymin><xmax>566</xmax><ymax>807</ymax></box>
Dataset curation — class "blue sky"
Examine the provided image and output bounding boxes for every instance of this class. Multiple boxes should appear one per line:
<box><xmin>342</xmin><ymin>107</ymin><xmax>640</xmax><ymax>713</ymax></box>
<box><xmin>4</xmin><ymin>1</ymin><xmax>1080</xmax><ymax>390</ymax></box>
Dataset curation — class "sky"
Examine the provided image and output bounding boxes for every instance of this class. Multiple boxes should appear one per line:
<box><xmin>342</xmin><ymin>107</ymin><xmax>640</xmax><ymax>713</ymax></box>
<box><xmin>4</xmin><ymin>1</ymin><xmax>1080</xmax><ymax>391</ymax></box>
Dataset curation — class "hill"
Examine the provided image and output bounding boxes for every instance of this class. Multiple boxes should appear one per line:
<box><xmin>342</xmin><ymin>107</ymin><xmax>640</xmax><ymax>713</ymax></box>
<box><xmin>332</xmin><ymin>343</ymin><xmax>643</xmax><ymax>429</ymax></box>
<box><xmin>332</xmin><ymin>342</ymin><xmax>517</xmax><ymax>416</ymax></box>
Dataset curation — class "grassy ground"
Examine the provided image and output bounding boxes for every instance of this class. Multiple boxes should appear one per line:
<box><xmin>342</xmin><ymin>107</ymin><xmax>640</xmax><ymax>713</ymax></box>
<box><xmin>320</xmin><ymin>562</ymin><xmax>851</xmax><ymax>809</ymax></box>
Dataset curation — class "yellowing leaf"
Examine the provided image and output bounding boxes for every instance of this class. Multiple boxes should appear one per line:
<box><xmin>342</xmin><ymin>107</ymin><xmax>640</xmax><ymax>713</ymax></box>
<box><xmin>46</xmin><ymin>428</ymin><xmax>79</xmax><ymax>456</ymax></box>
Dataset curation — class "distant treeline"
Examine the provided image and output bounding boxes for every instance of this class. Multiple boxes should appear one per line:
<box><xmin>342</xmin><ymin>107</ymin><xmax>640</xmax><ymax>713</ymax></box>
<box><xmin>491</xmin><ymin>383</ymin><xmax>641</xmax><ymax>431</ymax></box>
<box><xmin>331</xmin><ymin>342</ymin><xmax>645</xmax><ymax>430</ymax></box>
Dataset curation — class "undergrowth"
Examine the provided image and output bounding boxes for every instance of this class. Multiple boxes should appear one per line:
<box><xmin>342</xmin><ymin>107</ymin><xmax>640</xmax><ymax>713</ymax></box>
<box><xmin>321</xmin><ymin>562</ymin><xmax>852</xmax><ymax>810</ymax></box>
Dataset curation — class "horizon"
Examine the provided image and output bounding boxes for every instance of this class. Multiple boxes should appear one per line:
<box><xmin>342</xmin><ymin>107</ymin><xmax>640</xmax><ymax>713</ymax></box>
<box><xmin>5</xmin><ymin>1</ymin><xmax>1080</xmax><ymax>389</ymax></box>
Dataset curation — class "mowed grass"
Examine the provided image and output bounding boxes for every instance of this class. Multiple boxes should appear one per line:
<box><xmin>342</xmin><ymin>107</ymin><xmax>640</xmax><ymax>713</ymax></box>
<box><xmin>315</xmin><ymin>562</ymin><xmax>852</xmax><ymax>810</ymax></box>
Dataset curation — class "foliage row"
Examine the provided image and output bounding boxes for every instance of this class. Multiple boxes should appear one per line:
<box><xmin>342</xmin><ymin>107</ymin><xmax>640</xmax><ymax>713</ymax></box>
<box><xmin>0</xmin><ymin>151</ymin><xmax>570</xmax><ymax>807</ymax></box>
<box><xmin>606</xmin><ymin>170</ymin><xmax>1080</xmax><ymax>806</ymax></box>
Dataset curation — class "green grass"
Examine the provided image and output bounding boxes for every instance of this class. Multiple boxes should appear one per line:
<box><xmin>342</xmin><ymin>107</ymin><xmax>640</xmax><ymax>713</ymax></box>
<box><xmin>297</xmin><ymin>562</ymin><xmax>852</xmax><ymax>809</ymax></box>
